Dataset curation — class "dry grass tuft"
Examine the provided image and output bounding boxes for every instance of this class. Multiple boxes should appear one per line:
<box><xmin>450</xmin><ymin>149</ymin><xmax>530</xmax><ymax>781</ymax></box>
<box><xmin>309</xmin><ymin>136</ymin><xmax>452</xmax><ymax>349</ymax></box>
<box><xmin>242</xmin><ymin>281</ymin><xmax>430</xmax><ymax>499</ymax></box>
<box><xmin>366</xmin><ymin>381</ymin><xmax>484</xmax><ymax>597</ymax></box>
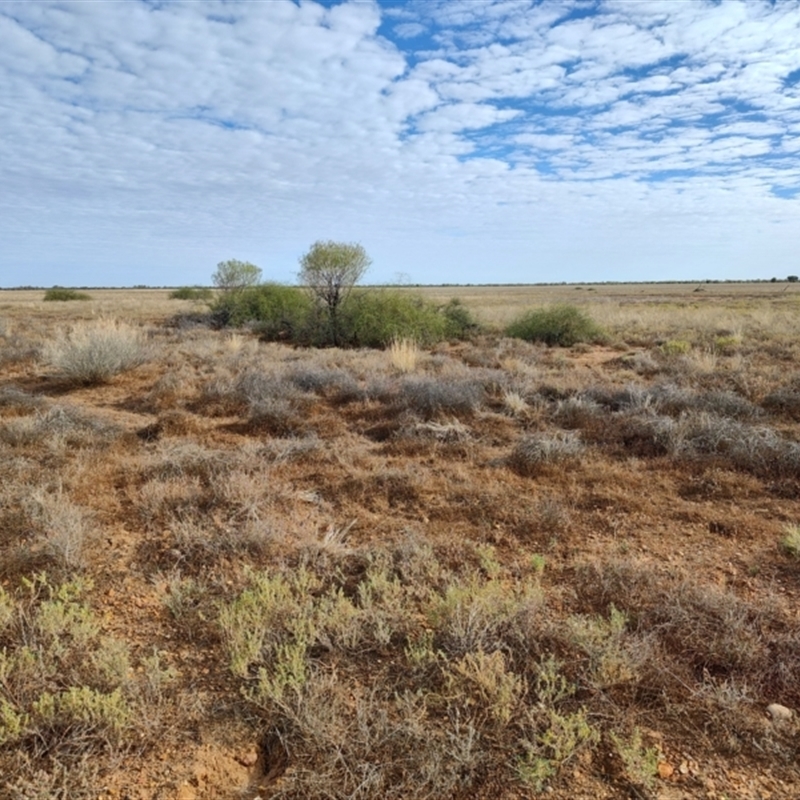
<box><xmin>42</xmin><ymin>319</ymin><xmax>150</xmax><ymax>384</ymax></box>
<box><xmin>389</xmin><ymin>337</ymin><xmax>419</xmax><ymax>373</ymax></box>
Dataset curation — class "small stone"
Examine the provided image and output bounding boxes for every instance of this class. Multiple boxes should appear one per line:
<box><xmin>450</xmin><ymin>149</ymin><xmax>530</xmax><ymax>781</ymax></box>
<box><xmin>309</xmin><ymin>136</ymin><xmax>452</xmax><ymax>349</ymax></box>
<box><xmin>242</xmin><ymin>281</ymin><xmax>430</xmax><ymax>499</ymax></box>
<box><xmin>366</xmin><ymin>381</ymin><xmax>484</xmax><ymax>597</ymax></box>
<box><xmin>238</xmin><ymin>747</ymin><xmax>259</xmax><ymax>767</ymax></box>
<box><xmin>767</xmin><ymin>703</ymin><xmax>792</xmax><ymax>721</ymax></box>
<box><xmin>658</xmin><ymin>762</ymin><xmax>674</xmax><ymax>779</ymax></box>
<box><xmin>679</xmin><ymin>760</ymin><xmax>689</xmax><ymax>775</ymax></box>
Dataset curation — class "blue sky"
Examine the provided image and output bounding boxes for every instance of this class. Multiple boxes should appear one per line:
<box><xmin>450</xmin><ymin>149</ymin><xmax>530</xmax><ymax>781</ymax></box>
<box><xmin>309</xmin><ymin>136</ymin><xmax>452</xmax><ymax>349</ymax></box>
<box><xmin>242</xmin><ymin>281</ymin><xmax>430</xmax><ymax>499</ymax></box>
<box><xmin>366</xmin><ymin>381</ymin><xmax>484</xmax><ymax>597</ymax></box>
<box><xmin>1</xmin><ymin>0</ymin><xmax>799</xmax><ymax>287</ymax></box>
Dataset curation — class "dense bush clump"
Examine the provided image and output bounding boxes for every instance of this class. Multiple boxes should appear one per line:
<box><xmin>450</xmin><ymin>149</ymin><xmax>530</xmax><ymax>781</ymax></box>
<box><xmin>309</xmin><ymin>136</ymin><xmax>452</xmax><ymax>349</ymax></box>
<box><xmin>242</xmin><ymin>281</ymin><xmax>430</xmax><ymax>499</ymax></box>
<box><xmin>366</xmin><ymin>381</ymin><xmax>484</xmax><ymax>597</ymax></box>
<box><xmin>211</xmin><ymin>284</ymin><xmax>312</xmax><ymax>338</ymax></box>
<box><xmin>506</xmin><ymin>305</ymin><xmax>604</xmax><ymax>347</ymax></box>
<box><xmin>333</xmin><ymin>291</ymin><xmax>451</xmax><ymax>348</ymax></box>
<box><xmin>441</xmin><ymin>298</ymin><xmax>481</xmax><ymax>339</ymax></box>
<box><xmin>212</xmin><ymin>286</ymin><xmax>479</xmax><ymax>348</ymax></box>
<box><xmin>43</xmin><ymin>288</ymin><xmax>92</xmax><ymax>302</ymax></box>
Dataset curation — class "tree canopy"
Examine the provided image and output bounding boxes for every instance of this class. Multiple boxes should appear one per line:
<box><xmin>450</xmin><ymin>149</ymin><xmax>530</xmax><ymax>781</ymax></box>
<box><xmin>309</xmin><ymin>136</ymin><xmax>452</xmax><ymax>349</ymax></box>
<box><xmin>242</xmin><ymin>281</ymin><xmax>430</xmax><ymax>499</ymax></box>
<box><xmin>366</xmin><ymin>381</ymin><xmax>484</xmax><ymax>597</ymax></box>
<box><xmin>212</xmin><ymin>259</ymin><xmax>262</xmax><ymax>292</ymax></box>
<box><xmin>298</xmin><ymin>241</ymin><xmax>371</xmax><ymax>345</ymax></box>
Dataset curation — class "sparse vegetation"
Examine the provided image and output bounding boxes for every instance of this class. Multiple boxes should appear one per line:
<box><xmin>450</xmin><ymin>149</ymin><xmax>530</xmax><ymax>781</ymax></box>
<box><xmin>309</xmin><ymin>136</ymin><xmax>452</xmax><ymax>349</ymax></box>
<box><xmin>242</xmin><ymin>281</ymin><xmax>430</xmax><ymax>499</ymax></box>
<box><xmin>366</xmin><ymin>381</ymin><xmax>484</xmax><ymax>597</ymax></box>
<box><xmin>2</xmin><ymin>282</ymin><xmax>800</xmax><ymax>798</ymax></box>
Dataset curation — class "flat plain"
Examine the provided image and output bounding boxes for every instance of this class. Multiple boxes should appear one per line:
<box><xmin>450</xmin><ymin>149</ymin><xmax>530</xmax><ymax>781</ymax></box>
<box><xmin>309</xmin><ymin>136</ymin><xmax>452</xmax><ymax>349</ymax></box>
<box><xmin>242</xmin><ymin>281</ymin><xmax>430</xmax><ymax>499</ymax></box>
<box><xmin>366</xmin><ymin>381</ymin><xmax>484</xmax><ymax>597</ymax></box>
<box><xmin>1</xmin><ymin>282</ymin><xmax>800</xmax><ymax>800</ymax></box>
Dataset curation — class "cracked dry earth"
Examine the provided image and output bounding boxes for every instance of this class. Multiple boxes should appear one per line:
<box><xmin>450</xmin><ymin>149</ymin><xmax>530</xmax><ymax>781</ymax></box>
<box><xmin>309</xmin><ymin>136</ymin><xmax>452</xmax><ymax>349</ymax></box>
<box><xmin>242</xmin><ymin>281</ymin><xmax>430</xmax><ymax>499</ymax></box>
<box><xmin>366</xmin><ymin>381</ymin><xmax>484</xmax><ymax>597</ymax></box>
<box><xmin>1</xmin><ymin>291</ymin><xmax>800</xmax><ymax>800</ymax></box>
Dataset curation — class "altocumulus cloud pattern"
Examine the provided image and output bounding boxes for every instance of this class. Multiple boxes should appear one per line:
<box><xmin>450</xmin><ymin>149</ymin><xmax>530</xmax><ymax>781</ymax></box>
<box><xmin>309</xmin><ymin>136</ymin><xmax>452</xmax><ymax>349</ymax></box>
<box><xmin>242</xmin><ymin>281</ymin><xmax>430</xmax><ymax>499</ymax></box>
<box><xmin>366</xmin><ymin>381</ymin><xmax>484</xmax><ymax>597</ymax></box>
<box><xmin>1</xmin><ymin>0</ymin><xmax>799</xmax><ymax>286</ymax></box>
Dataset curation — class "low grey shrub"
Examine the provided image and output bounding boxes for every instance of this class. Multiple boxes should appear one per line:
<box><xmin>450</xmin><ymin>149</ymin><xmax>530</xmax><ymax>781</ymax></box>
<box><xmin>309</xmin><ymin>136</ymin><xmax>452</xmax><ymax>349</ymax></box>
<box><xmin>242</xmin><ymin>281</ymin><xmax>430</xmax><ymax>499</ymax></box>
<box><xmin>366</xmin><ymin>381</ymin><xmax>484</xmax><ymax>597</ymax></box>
<box><xmin>42</xmin><ymin>320</ymin><xmax>149</xmax><ymax>384</ymax></box>
<box><xmin>509</xmin><ymin>432</ymin><xmax>584</xmax><ymax>476</ymax></box>
<box><xmin>0</xmin><ymin>406</ymin><xmax>118</xmax><ymax>448</ymax></box>
<box><xmin>0</xmin><ymin>335</ymin><xmax>40</xmax><ymax>366</ymax></box>
<box><xmin>287</xmin><ymin>366</ymin><xmax>363</xmax><ymax>402</ymax></box>
<box><xmin>248</xmin><ymin>395</ymin><xmax>308</xmax><ymax>436</ymax></box>
<box><xmin>0</xmin><ymin>386</ymin><xmax>45</xmax><ymax>413</ymax></box>
<box><xmin>763</xmin><ymin>378</ymin><xmax>800</xmax><ymax>419</ymax></box>
<box><xmin>398</xmin><ymin>376</ymin><xmax>485</xmax><ymax>419</ymax></box>
<box><xmin>699</xmin><ymin>390</ymin><xmax>760</xmax><ymax>420</ymax></box>
<box><xmin>232</xmin><ymin>370</ymin><xmax>309</xmax><ymax>434</ymax></box>
<box><xmin>553</xmin><ymin>395</ymin><xmax>603</xmax><ymax>429</ymax></box>
<box><xmin>628</xmin><ymin>411</ymin><xmax>800</xmax><ymax>478</ymax></box>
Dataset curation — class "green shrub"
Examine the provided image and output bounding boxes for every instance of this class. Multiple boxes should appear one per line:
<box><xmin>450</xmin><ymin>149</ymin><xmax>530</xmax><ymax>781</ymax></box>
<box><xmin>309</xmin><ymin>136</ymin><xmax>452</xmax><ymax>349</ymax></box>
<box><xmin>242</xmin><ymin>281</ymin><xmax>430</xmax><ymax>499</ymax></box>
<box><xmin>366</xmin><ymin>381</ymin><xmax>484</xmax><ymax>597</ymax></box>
<box><xmin>334</xmin><ymin>290</ymin><xmax>450</xmax><ymax>348</ymax></box>
<box><xmin>43</xmin><ymin>287</ymin><xmax>91</xmax><ymax>302</ymax></box>
<box><xmin>661</xmin><ymin>339</ymin><xmax>691</xmax><ymax>356</ymax></box>
<box><xmin>212</xmin><ymin>285</ymin><xmax>476</xmax><ymax>349</ymax></box>
<box><xmin>211</xmin><ymin>283</ymin><xmax>312</xmax><ymax>337</ymax></box>
<box><xmin>169</xmin><ymin>286</ymin><xmax>213</xmax><ymax>301</ymax></box>
<box><xmin>780</xmin><ymin>525</ymin><xmax>800</xmax><ymax>559</ymax></box>
<box><xmin>506</xmin><ymin>305</ymin><xmax>604</xmax><ymax>346</ymax></box>
<box><xmin>441</xmin><ymin>298</ymin><xmax>481</xmax><ymax>339</ymax></box>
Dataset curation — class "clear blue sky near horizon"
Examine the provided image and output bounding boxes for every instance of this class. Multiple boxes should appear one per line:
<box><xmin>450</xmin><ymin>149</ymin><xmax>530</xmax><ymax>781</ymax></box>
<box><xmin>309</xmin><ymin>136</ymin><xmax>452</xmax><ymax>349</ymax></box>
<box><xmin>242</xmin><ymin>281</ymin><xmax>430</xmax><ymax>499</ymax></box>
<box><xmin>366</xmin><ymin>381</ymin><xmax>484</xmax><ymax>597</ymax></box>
<box><xmin>1</xmin><ymin>0</ymin><xmax>799</xmax><ymax>288</ymax></box>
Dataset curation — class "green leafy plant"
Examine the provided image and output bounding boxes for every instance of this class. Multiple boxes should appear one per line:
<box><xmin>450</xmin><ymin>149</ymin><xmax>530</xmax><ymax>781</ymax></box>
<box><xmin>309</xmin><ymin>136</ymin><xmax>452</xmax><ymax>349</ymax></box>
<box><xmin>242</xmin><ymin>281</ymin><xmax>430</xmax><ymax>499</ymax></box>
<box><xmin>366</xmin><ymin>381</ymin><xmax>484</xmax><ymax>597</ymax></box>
<box><xmin>506</xmin><ymin>305</ymin><xmax>604</xmax><ymax>346</ymax></box>
<box><xmin>610</xmin><ymin>728</ymin><xmax>659</xmax><ymax>789</ymax></box>
<box><xmin>335</xmin><ymin>290</ymin><xmax>450</xmax><ymax>348</ymax></box>
<box><xmin>518</xmin><ymin>708</ymin><xmax>598</xmax><ymax>791</ymax></box>
<box><xmin>211</xmin><ymin>283</ymin><xmax>312</xmax><ymax>335</ymax></box>
<box><xmin>780</xmin><ymin>524</ymin><xmax>800</xmax><ymax>559</ymax></box>
<box><xmin>441</xmin><ymin>298</ymin><xmax>481</xmax><ymax>339</ymax></box>
<box><xmin>444</xmin><ymin>649</ymin><xmax>524</xmax><ymax>725</ymax></box>
<box><xmin>661</xmin><ymin>338</ymin><xmax>691</xmax><ymax>356</ymax></box>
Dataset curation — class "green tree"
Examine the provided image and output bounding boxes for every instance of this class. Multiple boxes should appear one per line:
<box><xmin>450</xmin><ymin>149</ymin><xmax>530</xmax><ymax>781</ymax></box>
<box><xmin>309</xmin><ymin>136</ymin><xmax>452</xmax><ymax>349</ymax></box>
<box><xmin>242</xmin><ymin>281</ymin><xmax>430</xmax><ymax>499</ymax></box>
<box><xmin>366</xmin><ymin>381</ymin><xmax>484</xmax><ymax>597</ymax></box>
<box><xmin>212</xmin><ymin>259</ymin><xmax>262</xmax><ymax>292</ymax></box>
<box><xmin>298</xmin><ymin>240</ymin><xmax>371</xmax><ymax>346</ymax></box>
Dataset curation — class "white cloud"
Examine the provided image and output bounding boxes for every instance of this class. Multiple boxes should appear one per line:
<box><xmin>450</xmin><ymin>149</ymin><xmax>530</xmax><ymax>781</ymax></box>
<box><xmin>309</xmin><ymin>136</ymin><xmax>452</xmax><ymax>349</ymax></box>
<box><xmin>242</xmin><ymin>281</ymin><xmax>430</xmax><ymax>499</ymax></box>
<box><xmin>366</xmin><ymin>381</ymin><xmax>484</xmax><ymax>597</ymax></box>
<box><xmin>1</xmin><ymin>0</ymin><xmax>799</xmax><ymax>286</ymax></box>
<box><xmin>394</xmin><ymin>22</ymin><xmax>427</xmax><ymax>39</ymax></box>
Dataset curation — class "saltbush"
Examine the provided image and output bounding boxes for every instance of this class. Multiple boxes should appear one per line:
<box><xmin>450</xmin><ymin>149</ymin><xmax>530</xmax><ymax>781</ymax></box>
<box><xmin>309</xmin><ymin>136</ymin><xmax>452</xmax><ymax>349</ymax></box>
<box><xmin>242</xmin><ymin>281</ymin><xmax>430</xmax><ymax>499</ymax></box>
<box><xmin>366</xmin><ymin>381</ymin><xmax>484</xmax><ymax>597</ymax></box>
<box><xmin>506</xmin><ymin>305</ymin><xmax>604</xmax><ymax>347</ymax></box>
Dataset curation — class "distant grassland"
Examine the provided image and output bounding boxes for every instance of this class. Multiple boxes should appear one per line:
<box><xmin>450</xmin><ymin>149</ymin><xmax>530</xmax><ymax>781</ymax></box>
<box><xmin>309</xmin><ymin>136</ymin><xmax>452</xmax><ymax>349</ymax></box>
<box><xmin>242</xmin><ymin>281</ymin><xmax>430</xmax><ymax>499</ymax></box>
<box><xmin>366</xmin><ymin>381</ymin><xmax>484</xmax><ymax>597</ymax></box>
<box><xmin>1</xmin><ymin>282</ymin><xmax>799</xmax><ymax>341</ymax></box>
